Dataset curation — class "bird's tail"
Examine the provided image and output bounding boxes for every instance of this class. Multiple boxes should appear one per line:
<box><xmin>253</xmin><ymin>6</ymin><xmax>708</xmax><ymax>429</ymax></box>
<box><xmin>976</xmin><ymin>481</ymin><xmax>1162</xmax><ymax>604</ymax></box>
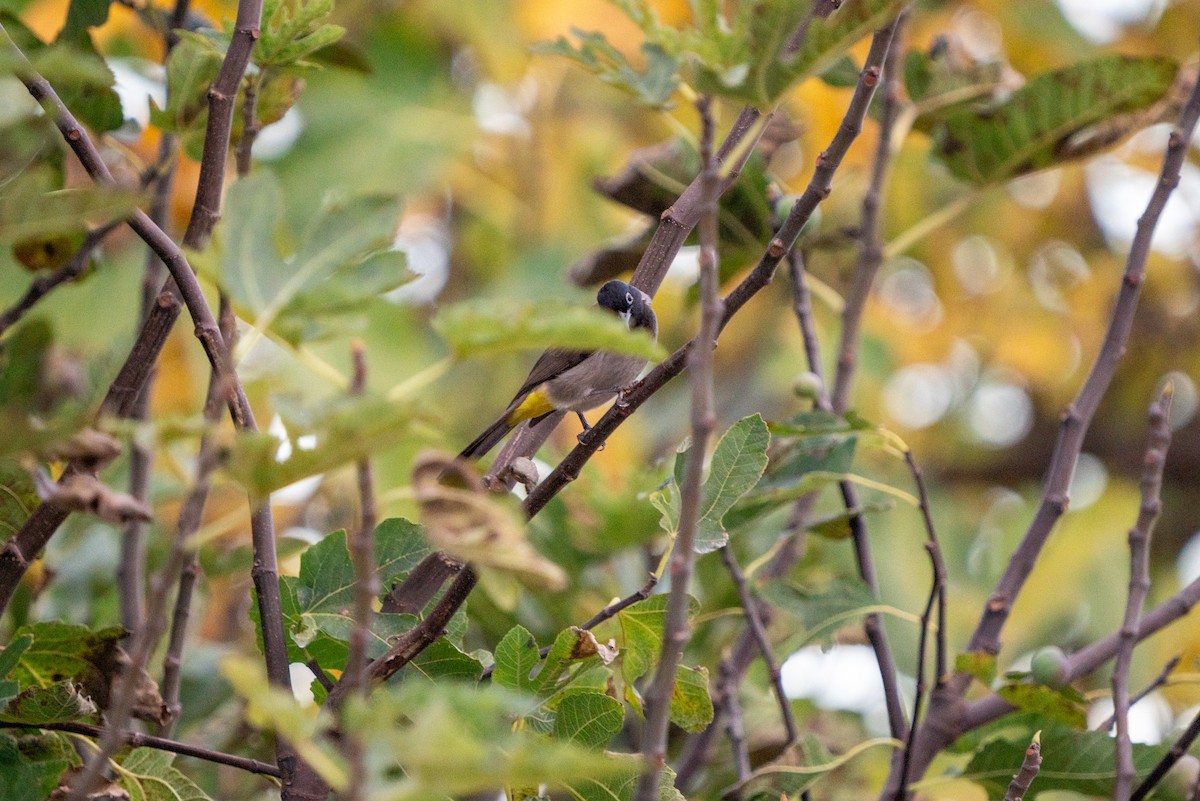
<box><xmin>459</xmin><ymin>416</ymin><xmax>514</xmax><ymax>460</ymax></box>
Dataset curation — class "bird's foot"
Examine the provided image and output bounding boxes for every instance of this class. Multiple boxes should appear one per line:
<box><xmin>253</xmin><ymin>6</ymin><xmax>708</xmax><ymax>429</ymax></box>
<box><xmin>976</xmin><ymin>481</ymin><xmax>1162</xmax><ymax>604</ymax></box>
<box><xmin>575</xmin><ymin>412</ymin><xmax>605</xmax><ymax>450</ymax></box>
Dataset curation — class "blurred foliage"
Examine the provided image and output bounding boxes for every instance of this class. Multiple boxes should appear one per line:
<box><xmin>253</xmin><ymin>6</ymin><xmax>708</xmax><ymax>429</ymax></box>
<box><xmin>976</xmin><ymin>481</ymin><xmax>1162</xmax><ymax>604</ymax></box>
<box><xmin>1</xmin><ymin>0</ymin><xmax>1200</xmax><ymax>798</ymax></box>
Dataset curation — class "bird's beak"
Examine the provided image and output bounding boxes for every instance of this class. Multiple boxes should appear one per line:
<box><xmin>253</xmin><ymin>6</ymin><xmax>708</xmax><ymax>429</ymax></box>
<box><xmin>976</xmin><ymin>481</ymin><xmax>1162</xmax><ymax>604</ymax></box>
<box><xmin>620</xmin><ymin>310</ymin><xmax>632</xmax><ymax>328</ymax></box>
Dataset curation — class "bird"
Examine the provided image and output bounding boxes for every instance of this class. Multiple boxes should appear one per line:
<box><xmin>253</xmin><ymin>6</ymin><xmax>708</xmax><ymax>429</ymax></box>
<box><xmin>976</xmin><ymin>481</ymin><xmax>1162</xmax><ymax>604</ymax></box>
<box><xmin>459</xmin><ymin>280</ymin><xmax>658</xmax><ymax>460</ymax></box>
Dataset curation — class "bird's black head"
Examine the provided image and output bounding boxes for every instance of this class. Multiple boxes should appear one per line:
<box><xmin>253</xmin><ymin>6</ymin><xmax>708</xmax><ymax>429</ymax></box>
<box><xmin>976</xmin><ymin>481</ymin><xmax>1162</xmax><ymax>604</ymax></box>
<box><xmin>596</xmin><ymin>280</ymin><xmax>635</xmax><ymax>315</ymax></box>
<box><xmin>597</xmin><ymin>280</ymin><xmax>656</xmax><ymax>332</ymax></box>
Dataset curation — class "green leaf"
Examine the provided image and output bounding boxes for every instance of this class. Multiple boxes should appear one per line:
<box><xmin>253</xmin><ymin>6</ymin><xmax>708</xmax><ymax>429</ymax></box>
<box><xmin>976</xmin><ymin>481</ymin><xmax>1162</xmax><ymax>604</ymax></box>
<box><xmin>203</xmin><ymin>171</ymin><xmax>406</xmax><ymax>348</ymax></box>
<box><xmin>0</xmin><ymin>466</ymin><xmax>37</xmax><ymax>549</ymax></box>
<box><xmin>222</xmin><ymin>395</ymin><xmax>420</xmax><ymax>496</ymax></box>
<box><xmin>0</xmin><ymin>634</ymin><xmax>32</xmax><ymax>684</ymax></box>
<box><xmin>649</xmin><ymin>475</ymin><xmax>681</xmax><ymax>535</ymax></box>
<box><xmin>819</xmin><ymin>53</ymin><xmax>860</xmax><ymax>88</ymax></box>
<box><xmin>904</xmin><ymin>47</ymin><xmax>1006</xmax><ymax>119</ymax></box>
<box><xmin>995</xmin><ymin>678</ymin><xmax>1088</xmax><ymax>729</ymax></box>
<box><xmin>434</xmin><ymin>297</ymin><xmax>665</xmax><ymax>362</ymax></box>
<box><xmin>58</xmin><ymin>0</ymin><xmax>112</xmax><ymax>43</ymax></box>
<box><xmin>6</xmin><ymin>621</ymin><xmax>126</xmax><ymax>690</ymax></box>
<box><xmin>407</xmin><ymin>638</ymin><xmax>483</xmax><ymax>684</ymax></box>
<box><xmin>148</xmin><ymin>31</ymin><xmax>223</xmax><ymax>145</ymax></box>
<box><xmin>759</xmin><ymin>578</ymin><xmax>878</xmax><ymax>640</ymax></box>
<box><xmin>268</xmin><ymin>521</ymin><xmax>429</xmax><ymax>662</ymax></box>
<box><xmin>493</xmin><ymin>625</ymin><xmax>542</xmax><ymax>694</ymax></box>
<box><xmin>668</xmin><ymin>664</ymin><xmax>712</xmax><ymax>733</ymax></box>
<box><xmin>694</xmin><ymin>414</ymin><xmax>770</xmax><ymax>552</ymax></box>
<box><xmin>536</xmin><ymin>32</ymin><xmax>680</xmax><ymax>108</ymax></box>
<box><xmin>954</xmin><ymin>652</ymin><xmax>997</xmax><ymax>686</ymax></box>
<box><xmin>685</xmin><ymin>0</ymin><xmax>904</xmax><ymax>106</ymax></box>
<box><xmin>344</xmin><ymin>682</ymin><xmax>628</xmax><ymax>799</ymax></box>
<box><xmin>559</xmin><ymin>752</ymin><xmax>685</xmax><ymax>801</ymax></box>
<box><xmin>933</xmin><ymin>55</ymin><xmax>1178</xmax><ymax>184</ymax></box>
<box><xmin>257</xmin><ymin>0</ymin><xmax>345</xmax><ymax>67</ymax></box>
<box><xmin>0</xmin><ymin>681</ymin><xmax>97</xmax><ymax>724</ymax></box>
<box><xmin>0</xmin><ymin>731</ymin><xmax>74</xmax><ymax>801</ymax></box>
<box><xmin>552</xmin><ymin>690</ymin><xmax>623</xmax><ymax>750</ymax></box>
<box><xmin>593</xmin><ymin>594</ymin><xmax>697</xmax><ymax>688</ymax></box>
<box><xmin>115</xmin><ymin>748</ymin><xmax>214</xmax><ymax>801</ymax></box>
<box><xmin>963</xmin><ymin>721</ymin><xmax>1169</xmax><ymax>799</ymax></box>
<box><xmin>0</xmin><ymin>169</ymin><xmax>141</xmax><ymax>245</ymax></box>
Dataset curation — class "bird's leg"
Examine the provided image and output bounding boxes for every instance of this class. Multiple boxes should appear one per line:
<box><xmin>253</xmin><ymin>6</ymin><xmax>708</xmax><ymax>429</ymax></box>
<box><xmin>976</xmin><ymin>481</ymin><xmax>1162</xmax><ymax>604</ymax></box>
<box><xmin>575</xmin><ymin>412</ymin><xmax>605</xmax><ymax>450</ymax></box>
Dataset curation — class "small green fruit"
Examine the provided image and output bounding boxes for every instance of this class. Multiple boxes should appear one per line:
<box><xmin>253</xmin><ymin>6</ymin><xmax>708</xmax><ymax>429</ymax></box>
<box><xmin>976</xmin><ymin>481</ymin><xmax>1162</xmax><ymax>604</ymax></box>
<box><xmin>792</xmin><ymin>372</ymin><xmax>824</xmax><ymax>399</ymax></box>
<box><xmin>1029</xmin><ymin>646</ymin><xmax>1069</xmax><ymax>688</ymax></box>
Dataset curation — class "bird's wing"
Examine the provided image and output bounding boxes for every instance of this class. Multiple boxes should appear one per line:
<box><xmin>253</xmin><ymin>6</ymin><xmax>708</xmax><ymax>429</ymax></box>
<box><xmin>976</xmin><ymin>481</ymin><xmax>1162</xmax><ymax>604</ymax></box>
<box><xmin>511</xmin><ymin>347</ymin><xmax>592</xmax><ymax>402</ymax></box>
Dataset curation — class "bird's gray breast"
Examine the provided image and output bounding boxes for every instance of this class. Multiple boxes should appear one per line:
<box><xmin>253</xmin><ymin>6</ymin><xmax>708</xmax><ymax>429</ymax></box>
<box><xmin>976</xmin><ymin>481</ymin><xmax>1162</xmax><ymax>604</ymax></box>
<box><xmin>543</xmin><ymin>352</ymin><xmax>647</xmax><ymax>412</ymax></box>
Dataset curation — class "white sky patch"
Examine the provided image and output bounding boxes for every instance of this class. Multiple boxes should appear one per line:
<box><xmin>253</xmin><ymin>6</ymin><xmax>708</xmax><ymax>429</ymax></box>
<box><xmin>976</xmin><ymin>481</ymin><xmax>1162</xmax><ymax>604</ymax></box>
<box><xmin>1086</xmin><ymin>154</ymin><xmax>1200</xmax><ymax>259</ymax></box>
<box><xmin>109</xmin><ymin>58</ymin><xmax>165</xmax><ymax>129</ymax></box>
<box><xmin>387</xmin><ymin>211</ymin><xmax>451</xmax><ymax>304</ymax></box>
<box><xmin>1055</xmin><ymin>0</ymin><xmax>1165</xmax><ymax>43</ymax></box>
<box><xmin>1088</xmin><ymin>693</ymin><xmax>1174</xmax><ymax>744</ymax></box>
<box><xmin>782</xmin><ymin>644</ymin><xmax>910</xmax><ymax>735</ymax></box>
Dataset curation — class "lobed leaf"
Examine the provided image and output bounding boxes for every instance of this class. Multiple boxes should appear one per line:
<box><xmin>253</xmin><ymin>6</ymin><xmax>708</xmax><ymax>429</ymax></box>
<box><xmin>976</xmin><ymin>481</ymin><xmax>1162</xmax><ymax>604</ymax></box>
<box><xmin>933</xmin><ymin>55</ymin><xmax>1178</xmax><ymax>184</ymax></box>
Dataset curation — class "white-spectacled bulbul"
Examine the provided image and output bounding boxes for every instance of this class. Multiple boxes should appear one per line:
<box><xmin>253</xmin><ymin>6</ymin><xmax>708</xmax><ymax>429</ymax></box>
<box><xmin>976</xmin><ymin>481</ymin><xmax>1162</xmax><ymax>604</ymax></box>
<box><xmin>459</xmin><ymin>280</ymin><xmax>658</xmax><ymax>460</ymax></box>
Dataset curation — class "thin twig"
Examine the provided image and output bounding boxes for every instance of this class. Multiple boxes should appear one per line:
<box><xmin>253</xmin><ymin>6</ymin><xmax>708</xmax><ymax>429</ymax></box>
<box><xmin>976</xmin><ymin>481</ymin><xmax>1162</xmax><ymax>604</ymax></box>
<box><xmin>720</xmin><ymin>545</ymin><xmax>797</xmax><ymax>744</ymax></box>
<box><xmin>181</xmin><ymin>0</ymin><xmax>262</xmax><ymax>250</ymax></box>
<box><xmin>235</xmin><ymin>72</ymin><xmax>262</xmax><ymax>177</ymax></box>
<box><xmin>635</xmin><ymin>94</ymin><xmax>723</xmax><ymax>801</ymax></box>
<box><xmin>1099</xmin><ymin>655</ymin><xmax>1182</xmax><ymax>732</ymax></box>
<box><xmin>0</xmin><ymin>721</ymin><xmax>282</xmax><ymax>779</ymax></box>
<box><xmin>786</xmin><ymin>248</ymin><xmax>825</xmax><ymax>385</ymax></box>
<box><xmin>339</xmin><ymin>341</ymin><xmax>377</xmax><ymax>801</ymax></box>
<box><xmin>1003</xmin><ymin>731</ymin><xmax>1042</xmax><ymax>801</ymax></box>
<box><xmin>0</xmin><ymin>222</ymin><xmax>122</xmax><ymax>336</ymax></box>
<box><xmin>1114</xmin><ymin>388</ymin><xmax>1173</xmax><ymax>801</ymax></box>
<box><xmin>159</xmin><ymin>299</ymin><xmax>238</xmax><ymax>737</ymax></box>
<box><xmin>894</xmin><ymin>447</ymin><xmax>948</xmax><ymax>801</ymax></box>
<box><xmin>719</xmin><ymin>655</ymin><xmax>752</xmax><ymax>787</ymax></box>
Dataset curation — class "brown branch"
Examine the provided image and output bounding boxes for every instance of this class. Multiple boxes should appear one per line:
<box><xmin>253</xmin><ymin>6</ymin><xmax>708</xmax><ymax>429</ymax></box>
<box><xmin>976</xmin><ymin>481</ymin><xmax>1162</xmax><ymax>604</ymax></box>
<box><xmin>380</xmin><ymin>552</ymin><xmax>463</xmax><ymax>614</ymax></box>
<box><xmin>1114</xmin><ymin>389</ymin><xmax>1172</xmax><ymax>801</ymax></box>
<box><xmin>964</xmin><ymin>46</ymin><xmax>1200</xmax><ymax>662</ymax></box>
<box><xmin>0</xmin><ymin>18</ymin><xmax>320</xmax><ymax>798</ymax></box>
<box><xmin>0</xmin><ymin>721</ymin><xmax>282</xmax><ymax>779</ymax></box>
<box><xmin>636</xmin><ymin>94</ymin><xmax>723</xmax><ymax>801</ymax></box>
<box><xmin>720</xmin><ymin>545</ymin><xmax>797</xmax><ymax>745</ymax></box>
<box><xmin>0</xmin><ymin>222</ymin><xmax>122</xmax><ymax>336</ymax></box>
<box><xmin>235</xmin><ymin>72</ymin><xmax>262</xmax><ymax>177</ymax></box>
<box><xmin>1003</xmin><ymin>731</ymin><xmax>1043</xmax><ymax>801</ymax></box>
<box><xmin>339</xmin><ymin>342</ymin><xmax>377</xmax><ymax>801</ymax></box>
<box><xmin>159</xmin><ymin>299</ymin><xmax>238</xmax><ymax>737</ymax></box>
<box><xmin>894</xmin><ymin>447</ymin><xmax>948</xmax><ymax>801</ymax></box>
<box><xmin>181</xmin><ymin>0</ymin><xmax>262</xmax><ymax>250</ymax></box>
<box><xmin>718</xmin><ymin>655</ymin><xmax>752</xmax><ymax>788</ymax></box>
<box><xmin>786</xmin><ymin>248</ymin><xmax>826</xmax><ymax>386</ymax></box>
<box><xmin>824</xmin><ymin>12</ymin><xmax>910</xmax><ymax>748</ymax></box>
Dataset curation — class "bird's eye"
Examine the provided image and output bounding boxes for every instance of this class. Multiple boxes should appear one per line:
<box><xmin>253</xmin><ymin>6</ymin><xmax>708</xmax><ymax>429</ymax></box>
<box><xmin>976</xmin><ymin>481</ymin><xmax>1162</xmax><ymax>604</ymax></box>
<box><xmin>626</xmin><ymin>292</ymin><xmax>634</xmax><ymax>306</ymax></box>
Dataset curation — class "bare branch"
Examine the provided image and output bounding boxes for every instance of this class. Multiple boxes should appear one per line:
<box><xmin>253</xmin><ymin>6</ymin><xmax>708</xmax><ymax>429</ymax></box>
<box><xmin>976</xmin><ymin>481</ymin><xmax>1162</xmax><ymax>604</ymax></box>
<box><xmin>636</xmin><ymin>95</ymin><xmax>723</xmax><ymax>801</ymax></box>
<box><xmin>1114</xmin><ymin>388</ymin><xmax>1172</xmax><ymax>801</ymax></box>
<box><xmin>1003</xmin><ymin>731</ymin><xmax>1043</xmax><ymax>801</ymax></box>
<box><xmin>0</xmin><ymin>721</ymin><xmax>282</xmax><ymax>779</ymax></box>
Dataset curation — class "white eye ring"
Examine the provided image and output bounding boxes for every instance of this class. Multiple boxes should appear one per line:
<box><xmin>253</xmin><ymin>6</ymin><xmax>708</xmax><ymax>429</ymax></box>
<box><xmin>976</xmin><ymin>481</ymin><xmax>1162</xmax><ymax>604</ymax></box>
<box><xmin>626</xmin><ymin>292</ymin><xmax>634</xmax><ymax>306</ymax></box>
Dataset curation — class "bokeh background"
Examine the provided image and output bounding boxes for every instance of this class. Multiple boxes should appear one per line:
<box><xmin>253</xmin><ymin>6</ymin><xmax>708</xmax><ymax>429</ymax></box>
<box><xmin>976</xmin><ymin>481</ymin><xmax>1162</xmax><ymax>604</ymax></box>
<box><xmin>6</xmin><ymin>0</ymin><xmax>1200</xmax><ymax>793</ymax></box>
